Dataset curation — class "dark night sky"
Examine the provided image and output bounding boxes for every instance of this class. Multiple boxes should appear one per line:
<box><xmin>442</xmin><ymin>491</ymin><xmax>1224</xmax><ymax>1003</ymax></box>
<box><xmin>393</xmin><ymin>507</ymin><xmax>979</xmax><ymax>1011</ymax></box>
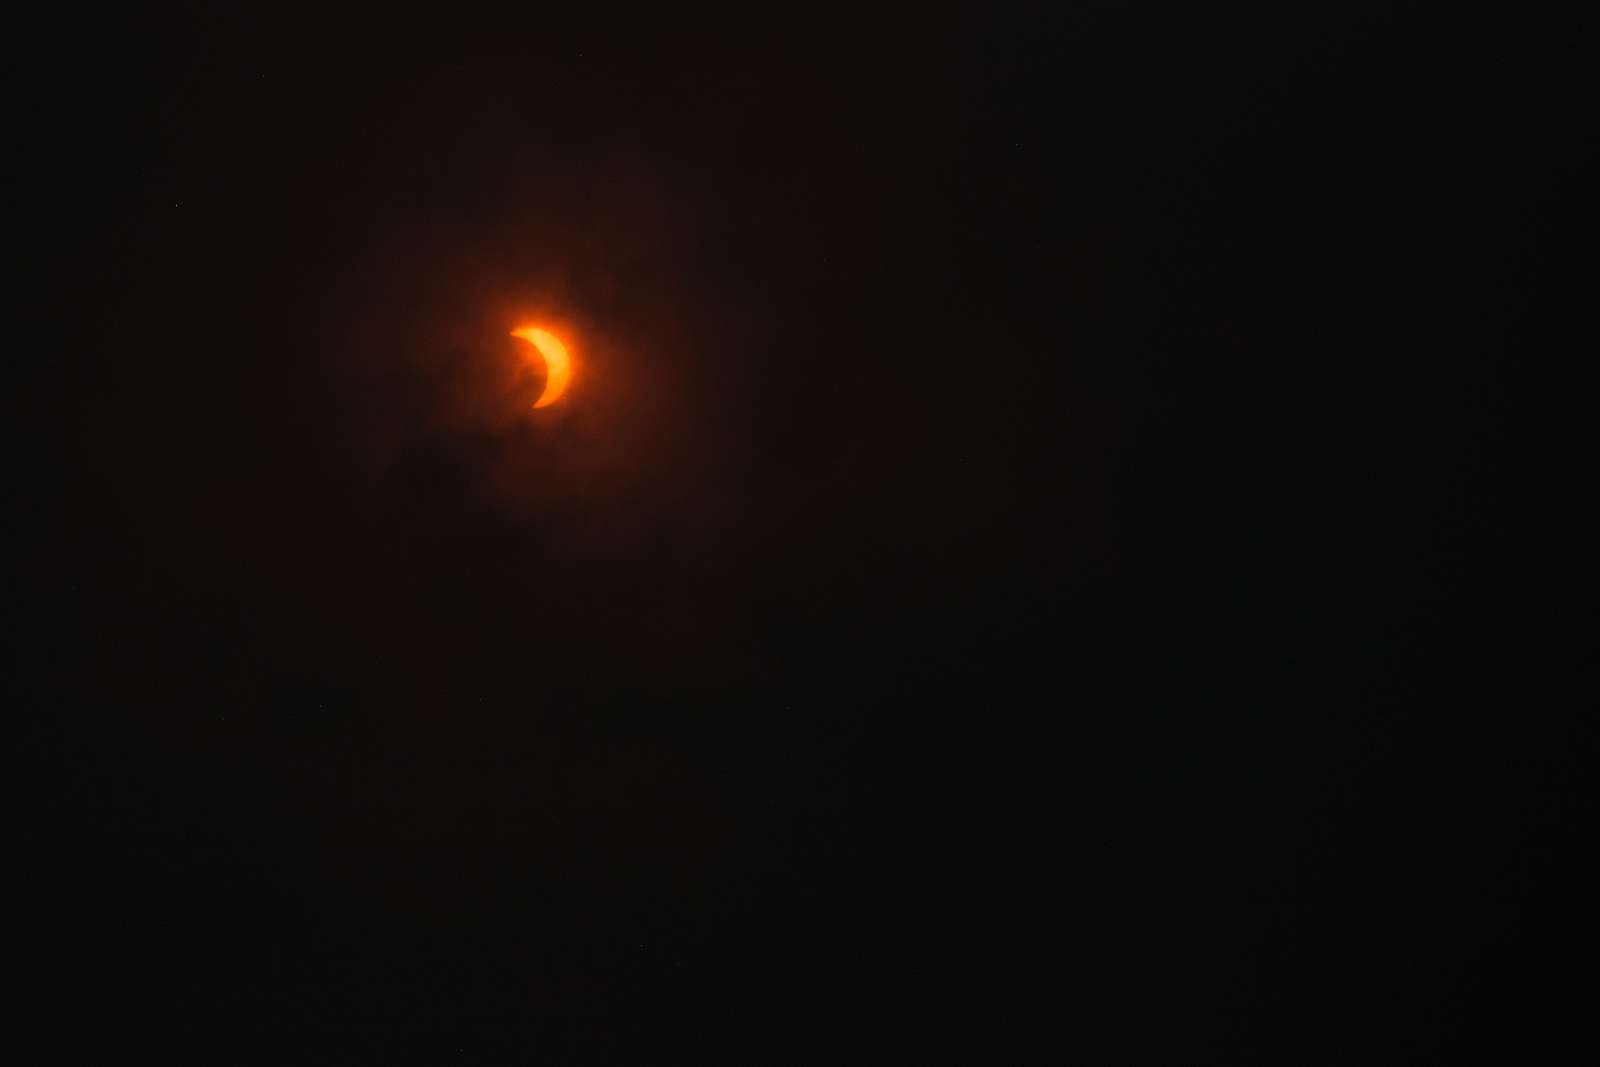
<box><xmin>12</xmin><ymin>4</ymin><xmax>1593</xmax><ymax>1063</ymax></box>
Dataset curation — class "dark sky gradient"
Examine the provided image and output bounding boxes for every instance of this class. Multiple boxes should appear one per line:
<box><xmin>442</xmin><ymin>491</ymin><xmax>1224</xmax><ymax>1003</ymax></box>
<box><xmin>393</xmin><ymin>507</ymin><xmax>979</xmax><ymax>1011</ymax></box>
<box><xmin>13</xmin><ymin>5</ymin><xmax>1593</xmax><ymax>1063</ymax></box>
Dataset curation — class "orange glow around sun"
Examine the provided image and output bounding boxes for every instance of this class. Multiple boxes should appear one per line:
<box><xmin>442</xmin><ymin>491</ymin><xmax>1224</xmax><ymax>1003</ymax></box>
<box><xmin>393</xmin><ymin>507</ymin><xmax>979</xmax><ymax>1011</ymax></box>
<box><xmin>511</xmin><ymin>326</ymin><xmax>573</xmax><ymax>408</ymax></box>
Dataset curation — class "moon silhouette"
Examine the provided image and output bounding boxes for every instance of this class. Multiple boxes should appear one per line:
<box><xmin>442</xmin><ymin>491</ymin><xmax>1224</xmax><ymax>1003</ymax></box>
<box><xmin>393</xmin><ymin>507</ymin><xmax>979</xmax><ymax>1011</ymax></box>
<box><xmin>511</xmin><ymin>326</ymin><xmax>572</xmax><ymax>408</ymax></box>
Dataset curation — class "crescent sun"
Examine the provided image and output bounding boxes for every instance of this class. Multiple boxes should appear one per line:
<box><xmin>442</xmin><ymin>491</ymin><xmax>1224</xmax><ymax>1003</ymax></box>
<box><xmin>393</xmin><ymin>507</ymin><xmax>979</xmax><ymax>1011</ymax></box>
<box><xmin>511</xmin><ymin>326</ymin><xmax>573</xmax><ymax>408</ymax></box>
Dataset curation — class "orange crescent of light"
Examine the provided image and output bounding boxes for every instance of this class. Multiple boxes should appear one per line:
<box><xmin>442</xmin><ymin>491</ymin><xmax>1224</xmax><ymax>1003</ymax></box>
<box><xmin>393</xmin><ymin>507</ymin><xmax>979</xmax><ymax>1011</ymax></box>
<box><xmin>511</xmin><ymin>326</ymin><xmax>572</xmax><ymax>408</ymax></box>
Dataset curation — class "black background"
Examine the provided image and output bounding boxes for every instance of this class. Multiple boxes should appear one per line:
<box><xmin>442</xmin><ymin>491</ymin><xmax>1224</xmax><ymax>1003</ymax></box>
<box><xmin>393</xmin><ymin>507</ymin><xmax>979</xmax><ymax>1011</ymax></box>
<box><xmin>11</xmin><ymin>4</ymin><xmax>1592</xmax><ymax>1062</ymax></box>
